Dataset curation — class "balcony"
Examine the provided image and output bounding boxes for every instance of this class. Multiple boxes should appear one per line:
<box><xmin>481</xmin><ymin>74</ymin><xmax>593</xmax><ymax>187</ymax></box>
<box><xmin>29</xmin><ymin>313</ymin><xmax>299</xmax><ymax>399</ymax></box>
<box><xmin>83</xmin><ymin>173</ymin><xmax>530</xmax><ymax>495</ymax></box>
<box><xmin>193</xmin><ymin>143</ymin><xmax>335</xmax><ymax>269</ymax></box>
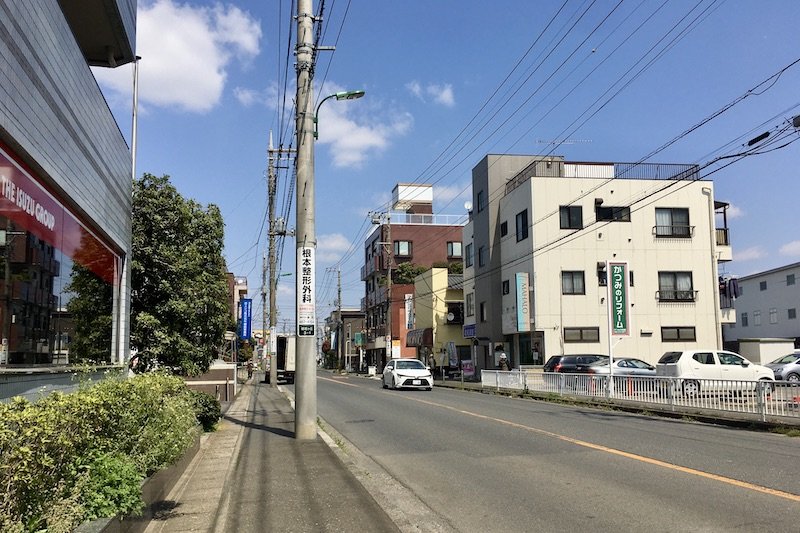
<box><xmin>715</xmin><ymin>228</ymin><xmax>732</xmax><ymax>262</ymax></box>
<box><xmin>656</xmin><ymin>290</ymin><xmax>698</xmax><ymax>302</ymax></box>
<box><xmin>653</xmin><ymin>225</ymin><xmax>694</xmax><ymax>238</ymax></box>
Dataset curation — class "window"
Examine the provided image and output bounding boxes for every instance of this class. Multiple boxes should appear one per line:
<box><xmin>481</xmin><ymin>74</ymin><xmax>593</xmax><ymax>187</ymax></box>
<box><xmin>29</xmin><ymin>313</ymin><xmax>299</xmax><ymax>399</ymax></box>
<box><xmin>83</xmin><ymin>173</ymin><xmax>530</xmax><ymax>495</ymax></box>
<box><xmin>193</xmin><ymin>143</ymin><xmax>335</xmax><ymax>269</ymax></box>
<box><xmin>563</xmin><ymin>327</ymin><xmax>600</xmax><ymax>343</ymax></box>
<box><xmin>478</xmin><ymin>246</ymin><xmax>486</xmax><ymax>267</ymax></box>
<box><xmin>655</xmin><ymin>207</ymin><xmax>691</xmax><ymax>237</ymax></box>
<box><xmin>741</xmin><ymin>312</ymin><xmax>748</xmax><ymax>327</ymax></box>
<box><xmin>465</xmin><ymin>293</ymin><xmax>475</xmax><ymax>317</ymax></box>
<box><xmin>394</xmin><ymin>240</ymin><xmax>411</xmax><ymax>256</ymax></box>
<box><xmin>561</xmin><ymin>271</ymin><xmax>585</xmax><ymax>295</ymax></box>
<box><xmin>464</xmin><ymin>243</ymin><xmax>473</xmax><ymax>268</ymax></box>
<box><xmin>789</xmin><ymin>308</ymin><xmax>797</xmax><ymax>320</ymax></box>
<box><xmin>788</xmin><ymin>274</ymin><xmax>796</xmax><ymax>286</ymax></box>
<box><xmin>769</xmin><ymin>308</ymin><xmax>778</xmax><ymax>324</ymax></box>
<box><xmin>759</xmin><ymin>280</ymin><xmax>767</xmax><ymax>291</ymax></box>
<box><xmin>560</xmin><ymin>206</ymin><xmax>583</xmax><ymax>229</ymax></box>
<box><xmin>658</xmin><ymin>271</ymin><xmax>694</xmax><ymax>301</ymax></box>
<box><xmin>447</xmin><ymin>241</ymin><xmax>462</xmax><ymax>258</ymax></box>
<box><xmin>753</xmin><ymin>310</ymin><xmax>761</xmax><ymax>326</ymax></box>
<box><xmin>691</xmin><ymin>352</ymin><xmax>715</xmax><ymax>365</ymax></box>
<box><xmin>479</xmin><ymin>302</ymin><xmax>487</xmax><ymax>322</ymax></box>
<box><xmin>661</xmin><ymin>327</ymin><xmax>696</xmax><ymax>341</ymax></box>
<box><xmin>516</xmin><ymin>209</ymin><xmax>529</xmax><ymax>241</ymax></box>
<box><xmin>598</xmin><ymin>263</ymin><xmax>607</xmax><ymax>286</ymax></box>
<box><xmin>477</xmin><ymin>190</ymin><xmax>486</xmax><ymax>213</ymax></box>
<box><xmin>500</xmin><ymin>221</ymin><xmax>508</xmax><ymax>237</ymax></box>
<box><xmin>502</xmin><ymin>280</ymin><xmax>509</xmax><ymax>295</ymax></box>
<box><xmin>595</xmin><ymin>205</ymin><xmax>631</xmax><ymax>222</ymax></box>
<box><xmin>718</xmin><ymin>352</ymin><xmax>745</xmax><ymax>366</ymax></box>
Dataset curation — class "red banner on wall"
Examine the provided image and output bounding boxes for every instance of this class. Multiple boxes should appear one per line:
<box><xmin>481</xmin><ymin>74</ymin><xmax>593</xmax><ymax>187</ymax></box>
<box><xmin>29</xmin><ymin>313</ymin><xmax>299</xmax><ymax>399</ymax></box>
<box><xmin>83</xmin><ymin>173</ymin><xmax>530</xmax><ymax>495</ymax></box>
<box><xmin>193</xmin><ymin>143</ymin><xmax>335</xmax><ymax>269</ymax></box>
<box><xmin>0</xmin><ymin>144</ymin><xmax>120</xmax><ymax>284</ymax></box>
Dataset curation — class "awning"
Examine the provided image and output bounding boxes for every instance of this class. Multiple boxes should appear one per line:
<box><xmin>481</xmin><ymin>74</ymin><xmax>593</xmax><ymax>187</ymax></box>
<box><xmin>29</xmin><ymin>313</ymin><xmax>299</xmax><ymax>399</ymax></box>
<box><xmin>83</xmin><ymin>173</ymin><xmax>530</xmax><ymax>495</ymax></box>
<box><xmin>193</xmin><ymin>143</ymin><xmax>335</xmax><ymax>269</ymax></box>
<box><xmin>406</xmin><ymin>328</ymin><xmax>433</xmax><ymax>347</ymax></box>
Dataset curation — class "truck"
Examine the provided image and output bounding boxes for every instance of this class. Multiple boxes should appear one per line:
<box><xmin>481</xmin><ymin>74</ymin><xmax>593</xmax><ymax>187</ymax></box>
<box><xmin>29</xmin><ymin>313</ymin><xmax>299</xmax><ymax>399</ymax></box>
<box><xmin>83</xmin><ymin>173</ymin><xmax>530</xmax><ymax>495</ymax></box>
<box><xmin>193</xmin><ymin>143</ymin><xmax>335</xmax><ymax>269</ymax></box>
<box><xmin>266</xmin><ymin>334</ymin><xmax>296</xmax><ymax>384</ymax></box>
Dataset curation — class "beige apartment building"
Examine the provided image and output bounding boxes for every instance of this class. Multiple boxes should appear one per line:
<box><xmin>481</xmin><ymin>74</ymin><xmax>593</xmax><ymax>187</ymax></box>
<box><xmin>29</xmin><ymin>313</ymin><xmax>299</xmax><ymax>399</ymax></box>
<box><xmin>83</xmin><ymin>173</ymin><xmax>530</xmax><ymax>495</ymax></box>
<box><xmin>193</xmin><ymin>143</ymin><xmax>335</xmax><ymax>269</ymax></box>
<box><xmin>463</xmin><ymin>155</ymin><xmax>733</xmax><ymax>371</ymax></box>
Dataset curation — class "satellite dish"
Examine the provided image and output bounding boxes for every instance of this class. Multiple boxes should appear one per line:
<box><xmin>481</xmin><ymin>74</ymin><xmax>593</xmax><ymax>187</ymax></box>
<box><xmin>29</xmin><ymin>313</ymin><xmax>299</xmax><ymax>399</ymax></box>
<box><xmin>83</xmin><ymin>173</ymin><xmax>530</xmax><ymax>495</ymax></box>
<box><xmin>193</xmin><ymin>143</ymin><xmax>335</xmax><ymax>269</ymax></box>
<box><xmin>464</xmin><ymin>201</ymin><xmax>473</xmax><ymax>211</ymax></box>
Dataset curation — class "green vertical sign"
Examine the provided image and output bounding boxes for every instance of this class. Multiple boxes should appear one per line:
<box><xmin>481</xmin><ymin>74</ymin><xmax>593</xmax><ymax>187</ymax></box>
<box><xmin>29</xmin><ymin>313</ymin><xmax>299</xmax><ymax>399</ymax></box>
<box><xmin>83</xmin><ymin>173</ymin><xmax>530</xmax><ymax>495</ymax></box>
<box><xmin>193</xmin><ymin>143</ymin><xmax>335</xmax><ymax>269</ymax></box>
<box><xmin>609</xmin><ymin>261</ymin><xmax>629</xmax><ymax>336</ymax></box>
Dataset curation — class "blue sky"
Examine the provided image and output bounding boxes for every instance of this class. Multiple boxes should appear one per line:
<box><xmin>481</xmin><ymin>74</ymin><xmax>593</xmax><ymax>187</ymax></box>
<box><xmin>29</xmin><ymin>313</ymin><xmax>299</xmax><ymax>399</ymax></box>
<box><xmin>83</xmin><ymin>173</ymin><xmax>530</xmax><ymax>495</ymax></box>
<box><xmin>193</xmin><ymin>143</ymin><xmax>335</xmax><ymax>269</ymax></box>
<box><xmin>94</xmin><ymin>0</ymin><xmax>800</xmax><ymax>331</ymax></box>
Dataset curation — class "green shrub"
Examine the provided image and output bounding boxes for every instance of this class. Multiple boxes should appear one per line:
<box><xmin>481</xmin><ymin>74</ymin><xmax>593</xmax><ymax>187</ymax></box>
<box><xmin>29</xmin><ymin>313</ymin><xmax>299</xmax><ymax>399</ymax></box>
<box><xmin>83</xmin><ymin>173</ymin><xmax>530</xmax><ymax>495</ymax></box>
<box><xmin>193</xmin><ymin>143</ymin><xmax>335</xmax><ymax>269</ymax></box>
<box><xmin>188</xmin><ymin>389</ymin><xmax>221</xmax><ymax>432</ymax></box>
<box><xmin>0</xmin><ymin>372</ymin><xmax>201</xmax><ymax>531</ymax></box>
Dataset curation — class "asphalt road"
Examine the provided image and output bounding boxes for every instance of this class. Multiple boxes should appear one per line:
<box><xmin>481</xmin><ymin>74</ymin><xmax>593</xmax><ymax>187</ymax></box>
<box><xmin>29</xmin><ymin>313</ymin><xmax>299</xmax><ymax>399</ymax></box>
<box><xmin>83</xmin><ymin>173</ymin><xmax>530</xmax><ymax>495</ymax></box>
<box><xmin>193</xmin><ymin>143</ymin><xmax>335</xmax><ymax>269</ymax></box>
<box><xmin>314</xmin><ymin>372</ymin><xmax>800</xmax><ymax>533</ymax></box>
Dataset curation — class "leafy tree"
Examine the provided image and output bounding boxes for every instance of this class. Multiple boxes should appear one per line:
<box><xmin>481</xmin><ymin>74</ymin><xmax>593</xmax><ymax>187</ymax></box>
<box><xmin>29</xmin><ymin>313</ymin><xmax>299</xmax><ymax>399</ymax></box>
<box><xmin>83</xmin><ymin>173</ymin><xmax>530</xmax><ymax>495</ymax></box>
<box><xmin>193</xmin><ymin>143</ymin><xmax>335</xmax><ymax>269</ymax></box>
<box><xmin>130</xmin><ymin>174</ymin><xmax>230</xmax><ymax>375</ymax></box>
<box><xmin>393</xmin><ymin>262</ymin><xmax>427</xmax><ymax>284</ymax></box>
<box><xmin>65</xmin><ymin>265</ymin><xmax>113</xmax><ymax>364</ymax></box>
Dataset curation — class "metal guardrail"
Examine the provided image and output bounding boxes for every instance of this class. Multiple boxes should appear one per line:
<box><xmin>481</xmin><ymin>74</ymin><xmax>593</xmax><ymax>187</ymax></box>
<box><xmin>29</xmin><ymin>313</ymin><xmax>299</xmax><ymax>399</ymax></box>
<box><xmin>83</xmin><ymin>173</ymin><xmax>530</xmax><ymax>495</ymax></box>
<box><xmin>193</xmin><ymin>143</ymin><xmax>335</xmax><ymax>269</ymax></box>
<box><xmin>481</xmin><ymin>371</ymin><xmax>800</xmax><ymax>422</ymax></box>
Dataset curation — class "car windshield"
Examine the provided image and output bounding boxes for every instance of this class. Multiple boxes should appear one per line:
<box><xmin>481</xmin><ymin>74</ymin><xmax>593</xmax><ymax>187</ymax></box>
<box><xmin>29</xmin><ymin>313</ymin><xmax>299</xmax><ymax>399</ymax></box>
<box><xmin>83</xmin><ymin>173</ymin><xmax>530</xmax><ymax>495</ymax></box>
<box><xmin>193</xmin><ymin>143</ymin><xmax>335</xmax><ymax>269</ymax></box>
<box><xmin>588</xmin><ymin>359</ymin><xmax>609</xmax><ymax>367</ymax></box>
<box><xmin>771</xmin><ymin>353</ymin><xmax>800</xmax><ymax>364</ymax></box>
<box><xmin>396</xmin><ymin>360</ymin><xmax>425</xmax><ymax>370</ymax></box>
<box><xmin>658</xmin><ymin>352</ymin><xmax>682</xmax><ymax>364</ymax></box>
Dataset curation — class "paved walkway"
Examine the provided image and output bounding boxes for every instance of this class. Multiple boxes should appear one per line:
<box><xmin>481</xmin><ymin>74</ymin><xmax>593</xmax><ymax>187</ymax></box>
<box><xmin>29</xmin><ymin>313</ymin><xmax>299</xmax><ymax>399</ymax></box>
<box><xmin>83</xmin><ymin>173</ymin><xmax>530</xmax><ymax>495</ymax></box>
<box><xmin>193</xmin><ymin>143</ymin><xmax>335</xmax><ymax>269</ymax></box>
<box><xmin>142</xmin><ymin>375</ymin><xmax>398</xmax><ymax>532</ymax></box>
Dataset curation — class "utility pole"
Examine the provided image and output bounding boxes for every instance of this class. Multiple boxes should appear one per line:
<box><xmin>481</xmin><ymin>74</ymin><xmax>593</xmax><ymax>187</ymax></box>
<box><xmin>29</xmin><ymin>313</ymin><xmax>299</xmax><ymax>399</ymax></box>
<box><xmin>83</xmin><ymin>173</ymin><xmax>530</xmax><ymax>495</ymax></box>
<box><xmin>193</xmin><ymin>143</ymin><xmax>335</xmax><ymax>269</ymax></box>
<box><xmin>337</xmin><ymin>267</ymin><xmax>343</xmax><ymax>371</ymax></box>
<box><xmin>294</xmin><ymin>0</ymin><xmax>316</xmax><ymax>441</ymax></box>
<box><xmin>266</xmin><ymin>131</ymin><xmax>296</xmax><ymax>388</ymax></box>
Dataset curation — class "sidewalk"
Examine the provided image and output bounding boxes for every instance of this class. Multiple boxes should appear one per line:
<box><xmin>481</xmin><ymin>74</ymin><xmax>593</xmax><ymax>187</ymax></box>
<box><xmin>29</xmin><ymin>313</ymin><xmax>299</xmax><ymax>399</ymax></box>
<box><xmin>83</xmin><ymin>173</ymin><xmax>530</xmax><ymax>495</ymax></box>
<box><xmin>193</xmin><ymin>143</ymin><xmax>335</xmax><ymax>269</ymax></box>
<box><xmin>141</xmin><ymin>375</ymin><xmax>399</xmax><ymax>532</ymax></box>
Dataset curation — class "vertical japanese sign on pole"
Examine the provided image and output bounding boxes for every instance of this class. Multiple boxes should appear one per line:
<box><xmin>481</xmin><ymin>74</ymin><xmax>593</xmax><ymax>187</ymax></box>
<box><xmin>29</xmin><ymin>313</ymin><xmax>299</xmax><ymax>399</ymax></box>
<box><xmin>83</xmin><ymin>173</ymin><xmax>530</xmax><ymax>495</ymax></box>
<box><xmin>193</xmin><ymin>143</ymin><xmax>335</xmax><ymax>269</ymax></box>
<box><xmin>606</xmin><ymin>261</ymin><xmax>630</xmax><ymax>395</ymax></box>
<box><xmin>297</xmin><ymin>247</ymin><xmax>315</xmax><ymax>337</ymax></box>
<box><xmin>239</xmin><ymin>298</ymin><xmax>252</xmax><ymax>339</ymax></box>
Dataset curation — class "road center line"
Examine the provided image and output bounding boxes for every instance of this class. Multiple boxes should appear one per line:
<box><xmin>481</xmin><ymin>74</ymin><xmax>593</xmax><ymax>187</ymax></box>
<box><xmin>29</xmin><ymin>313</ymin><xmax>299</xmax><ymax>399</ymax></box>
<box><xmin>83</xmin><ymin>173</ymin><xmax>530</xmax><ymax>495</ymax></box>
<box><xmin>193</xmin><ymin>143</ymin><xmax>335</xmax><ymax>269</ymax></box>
<box><xmin>404</xmin><ymin>395</ymin><xmax>800</xmax><ymax>503</ymax></box>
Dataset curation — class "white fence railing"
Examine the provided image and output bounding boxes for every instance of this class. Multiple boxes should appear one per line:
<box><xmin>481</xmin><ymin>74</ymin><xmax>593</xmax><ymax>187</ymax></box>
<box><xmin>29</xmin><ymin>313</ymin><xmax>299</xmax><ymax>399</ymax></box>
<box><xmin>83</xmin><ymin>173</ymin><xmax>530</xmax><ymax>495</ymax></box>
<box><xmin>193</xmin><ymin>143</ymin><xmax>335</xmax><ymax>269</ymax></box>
<box><xmin>481</xmin><ymin>371</ymin><xmax>800</xmax><ymax>422</ymax></box>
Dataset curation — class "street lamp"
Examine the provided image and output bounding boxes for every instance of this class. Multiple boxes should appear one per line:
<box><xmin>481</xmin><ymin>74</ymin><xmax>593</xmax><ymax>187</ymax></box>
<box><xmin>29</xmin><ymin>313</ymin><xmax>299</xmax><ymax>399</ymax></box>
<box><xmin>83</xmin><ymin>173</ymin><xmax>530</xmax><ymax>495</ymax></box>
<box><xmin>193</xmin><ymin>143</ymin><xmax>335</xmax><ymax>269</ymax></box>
<box><xmin>313</xmin><ymin>90</ymin><xmax>365</xmax><ymax>139</ymax></box>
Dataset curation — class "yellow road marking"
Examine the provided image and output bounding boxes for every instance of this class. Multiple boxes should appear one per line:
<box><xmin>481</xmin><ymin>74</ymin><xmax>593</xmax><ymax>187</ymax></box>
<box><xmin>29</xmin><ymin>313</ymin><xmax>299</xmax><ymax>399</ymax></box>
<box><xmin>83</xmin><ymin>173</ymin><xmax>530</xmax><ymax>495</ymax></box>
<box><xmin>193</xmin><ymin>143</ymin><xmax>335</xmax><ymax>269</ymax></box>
<box><xmin>402</xmin><ymin>395</ymin><xmax>800</xmax><ymax>503</ymax></box>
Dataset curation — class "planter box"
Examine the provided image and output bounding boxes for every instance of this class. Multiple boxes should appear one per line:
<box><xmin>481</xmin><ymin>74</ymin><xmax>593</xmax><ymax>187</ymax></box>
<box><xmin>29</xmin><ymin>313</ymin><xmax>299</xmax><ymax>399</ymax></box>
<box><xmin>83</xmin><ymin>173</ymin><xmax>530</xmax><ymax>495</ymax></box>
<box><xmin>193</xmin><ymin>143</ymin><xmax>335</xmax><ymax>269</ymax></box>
<box><xmin>75</xmin><ymin>432</ymin><xmax>202</xmax><ymax>533</ymax></box>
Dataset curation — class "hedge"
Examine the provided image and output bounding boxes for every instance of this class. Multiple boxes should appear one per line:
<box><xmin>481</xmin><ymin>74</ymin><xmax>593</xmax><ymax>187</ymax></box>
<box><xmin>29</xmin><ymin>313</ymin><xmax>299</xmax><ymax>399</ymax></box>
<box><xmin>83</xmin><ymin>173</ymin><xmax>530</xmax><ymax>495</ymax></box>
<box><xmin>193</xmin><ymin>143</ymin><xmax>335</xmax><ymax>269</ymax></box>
<box><xmin>0</xmin><ymin>372</ymin><xmax>220</xmax><ymax>532</ymax></box>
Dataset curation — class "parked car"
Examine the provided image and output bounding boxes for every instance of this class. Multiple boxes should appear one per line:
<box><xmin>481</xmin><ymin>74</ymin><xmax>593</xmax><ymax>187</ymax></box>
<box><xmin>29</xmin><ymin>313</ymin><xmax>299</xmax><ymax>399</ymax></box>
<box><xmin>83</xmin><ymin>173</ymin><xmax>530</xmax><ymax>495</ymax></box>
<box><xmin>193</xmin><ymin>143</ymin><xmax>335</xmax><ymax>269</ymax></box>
<box><xmin>765</xmin><ymin>352</ymin><xmax>800</xmax><ymax>382</ymax></box>
<box><xmin>543</xmin><ymin>354</ymin><xmax>608</xmax><ymax>373</ymax></box>
<box><xmin>656</xmin><ymin>350</ymin><xmax>775</xmax><ymax>396</ymax></box>
<box><xmin>586</xmin><ymin>357</ymin><xmax>656</xmax><ymax>376</ymax></box>
<box><xmin>382</xmin><ymin>358</ymin><xmax>433</xmax><ymax>390</ymax></box>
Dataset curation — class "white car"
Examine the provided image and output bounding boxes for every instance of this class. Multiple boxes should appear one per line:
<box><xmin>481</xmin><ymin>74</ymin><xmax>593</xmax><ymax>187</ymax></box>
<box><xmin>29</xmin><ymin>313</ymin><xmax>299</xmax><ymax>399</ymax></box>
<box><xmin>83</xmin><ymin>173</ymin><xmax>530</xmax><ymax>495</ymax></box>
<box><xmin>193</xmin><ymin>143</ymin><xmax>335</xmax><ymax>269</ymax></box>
<box><xmin>382</xmin><ymin>358</ymin><xmax>433</xmax><ymax>390</ymax></box>
<box><xmin>656</xmin><ymin>350</ymin><xmax>775</xmax><ymax>396</ymax></box>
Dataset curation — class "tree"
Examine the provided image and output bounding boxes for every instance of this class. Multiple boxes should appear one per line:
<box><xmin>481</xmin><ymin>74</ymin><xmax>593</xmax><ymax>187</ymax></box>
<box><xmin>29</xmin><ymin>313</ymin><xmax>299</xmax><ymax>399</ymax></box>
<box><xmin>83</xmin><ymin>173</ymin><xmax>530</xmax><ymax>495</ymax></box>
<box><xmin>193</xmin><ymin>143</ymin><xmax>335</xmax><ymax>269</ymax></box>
<box><xmin>130</xmin><ymin>174</ymin><xmax>230</xmax><ymax>375</ymax></box>
<box><xmin>393</xmin><ymin>262</ymin><xmax>427</xmax><ymax>284</ymax></box>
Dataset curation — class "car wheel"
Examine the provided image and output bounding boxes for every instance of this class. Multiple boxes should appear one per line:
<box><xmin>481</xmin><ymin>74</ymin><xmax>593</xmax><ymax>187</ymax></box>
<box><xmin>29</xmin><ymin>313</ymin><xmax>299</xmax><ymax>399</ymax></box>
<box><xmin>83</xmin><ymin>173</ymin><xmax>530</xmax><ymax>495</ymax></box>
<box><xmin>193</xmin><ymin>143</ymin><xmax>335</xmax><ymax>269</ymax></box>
<box><xmin>391</xmin><ymin>377</ymin><xmax>397</xmax><ymax>390</ymax></box>
<box><xmin>758</xmin><ymin>378</ymin><xmax>775</xmax><ymax>395</ymax></box>
<box><xmin>682</xmin><ymin>379</ymin><xmax>700</xmax><ymax>398</ymax></box>
<box><xmin>425</xmin><ymin>387</ymin><xmax>432</xmax><ymax>391</ymax></box>
<box><xmin>787</xmin><ymin>373</ymin><xmax>800</xmax><ymax>382</ymax></box>
<box><xmin>382</xmin><ymin>378</ymin><xmax>388</xmax><ymax>389</ymax></box>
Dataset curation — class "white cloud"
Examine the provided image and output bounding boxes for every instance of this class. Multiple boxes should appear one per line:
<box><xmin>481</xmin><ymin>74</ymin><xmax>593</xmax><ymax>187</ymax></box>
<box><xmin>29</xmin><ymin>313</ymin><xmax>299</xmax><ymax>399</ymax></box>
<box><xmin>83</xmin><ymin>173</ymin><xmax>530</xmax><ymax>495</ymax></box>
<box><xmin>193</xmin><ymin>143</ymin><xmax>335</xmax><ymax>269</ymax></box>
<box><xmin>428</xmin><ymin>83</ymin><xmax>455</xmax><ymax>107</ymax></box>
<box><xmin>435</xmin><ymin>183</ymin><xmax>470</xmax><ymax>205</ymax></box>
<box><xmin>405</xmin><ymin>81</ymin><xmax>456</xmax><ymax>107</ymax></box>
<box><xmin>317</xmin><ymin>233</ymin><xmax>353</xmax><ymax>262</ymax></box>
<box><xmin>779</xmin><ymin>240</ymin><xmax>800</xmax><ymax>257</ymax></box>
<box><xmin>406</xmin><ymin>80</ymin><xmax>423</xmax><ymax>100</ymax></box>
<box><xmin>92</xmin><ymin>0</ymin><xmax>261</xmax><ymax>113</ymax></box>
<box><xmin>734</xmin><ymin>246</ymin><xmax>766</xmax><ymax>262</ymax></box>
<box><xmin>726</xmin><ymin>204</ymin><xmax>744</xmax><ymax>219</ymax></box>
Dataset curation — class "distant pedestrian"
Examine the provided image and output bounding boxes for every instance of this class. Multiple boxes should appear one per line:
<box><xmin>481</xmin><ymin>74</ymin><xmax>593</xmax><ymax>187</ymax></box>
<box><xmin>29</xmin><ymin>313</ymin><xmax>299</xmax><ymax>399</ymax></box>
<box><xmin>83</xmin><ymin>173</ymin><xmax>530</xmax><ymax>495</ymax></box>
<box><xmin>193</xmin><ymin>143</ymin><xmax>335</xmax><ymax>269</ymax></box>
<box><xmin>428</xmin><ymin>353</ymin><xmax>437</xmax><ymax>378</ymax></box>
<box><xmin>495</xmin><ymin>344</ymin><xmax>510</xmax><ymax>371</ymax></box>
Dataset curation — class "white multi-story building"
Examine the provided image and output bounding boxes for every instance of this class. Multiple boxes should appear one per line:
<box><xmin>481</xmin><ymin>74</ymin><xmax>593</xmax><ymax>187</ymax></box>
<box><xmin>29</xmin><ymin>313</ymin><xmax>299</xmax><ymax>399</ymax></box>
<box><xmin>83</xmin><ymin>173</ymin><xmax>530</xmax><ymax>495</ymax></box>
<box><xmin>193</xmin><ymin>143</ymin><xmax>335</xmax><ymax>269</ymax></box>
<box><xmin>463</xmin><ymin>155</ymin><xmax>734</xmax><ymax>370</ymax></box>
<box><xmin>722</xmin><ymin>262</ymin><xmax>800</xmax><ymax>346</ymax></box>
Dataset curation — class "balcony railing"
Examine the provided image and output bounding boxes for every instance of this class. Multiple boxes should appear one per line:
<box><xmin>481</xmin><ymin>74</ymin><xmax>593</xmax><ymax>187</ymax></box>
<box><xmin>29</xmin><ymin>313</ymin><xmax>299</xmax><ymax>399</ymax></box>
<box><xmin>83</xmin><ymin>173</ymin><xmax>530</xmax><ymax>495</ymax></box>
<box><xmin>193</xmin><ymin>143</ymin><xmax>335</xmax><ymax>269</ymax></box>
<box><xmin>653</xmin><ymin>225</ymin><xmax>694</xmax><ymax>238</ymax></box>
<box><xmin>656</xmin><ymin>290</ymin><xmax>698</xmax><ymax>302</ymax></box>
<box><xmin>715</xmin><ymin>228</ymin><xmax>730</xmax><ymax>246</ymax></box>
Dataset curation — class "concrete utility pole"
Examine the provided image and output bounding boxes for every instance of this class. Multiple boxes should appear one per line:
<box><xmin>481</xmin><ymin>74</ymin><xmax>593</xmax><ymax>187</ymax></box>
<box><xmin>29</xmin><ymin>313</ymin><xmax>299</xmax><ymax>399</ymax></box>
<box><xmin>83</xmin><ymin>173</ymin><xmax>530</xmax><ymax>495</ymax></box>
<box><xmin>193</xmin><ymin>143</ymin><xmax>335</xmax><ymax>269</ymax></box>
<box><xmin>294</xmin><ymin>0</ymin><xmax>316</xmax><ymax>441</ymax></box>
<box><xmin>266</xmin><ymin>131</ymin><xmax>296</xmax><ymax>388</ymax></box>
<box><xmin>337</xmin><ymin>267</ymin><xmax>343</xmax><ymax>371</ymax></box>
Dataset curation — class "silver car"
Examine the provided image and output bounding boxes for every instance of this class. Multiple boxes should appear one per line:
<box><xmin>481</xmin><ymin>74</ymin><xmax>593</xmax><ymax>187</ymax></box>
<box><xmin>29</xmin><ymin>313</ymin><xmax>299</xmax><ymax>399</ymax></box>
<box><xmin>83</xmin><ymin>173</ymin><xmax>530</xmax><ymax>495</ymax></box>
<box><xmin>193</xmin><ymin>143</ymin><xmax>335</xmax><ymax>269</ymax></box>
<box><xmin>586</xmin><ymin>357</ymin><xmax>656</xmax><ymax>376</ymax></box>
<box><xmin>765</xmin><ymin>352</ymin><xmax>800</xmax><ymax>382</ymax></box>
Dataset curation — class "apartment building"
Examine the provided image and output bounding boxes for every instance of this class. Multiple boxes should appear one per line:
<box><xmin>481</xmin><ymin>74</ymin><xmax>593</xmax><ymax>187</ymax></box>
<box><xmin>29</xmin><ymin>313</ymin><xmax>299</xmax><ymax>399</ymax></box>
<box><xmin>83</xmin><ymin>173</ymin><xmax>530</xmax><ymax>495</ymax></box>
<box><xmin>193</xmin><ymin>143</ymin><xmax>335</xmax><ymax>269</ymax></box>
<box><xmin>362</xmin><ymin>184</ymin><xmax>465</xmax><ymax>369</ymax></box>
<box><xmin>463</xmin><ymin>155</ymin><xmax>733</xmax><ymax>370</ymax></box>
<box><xmin>722</xmin><ymin>262</ymin><xmax>800</xmax><ymax>347</ymax></box>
